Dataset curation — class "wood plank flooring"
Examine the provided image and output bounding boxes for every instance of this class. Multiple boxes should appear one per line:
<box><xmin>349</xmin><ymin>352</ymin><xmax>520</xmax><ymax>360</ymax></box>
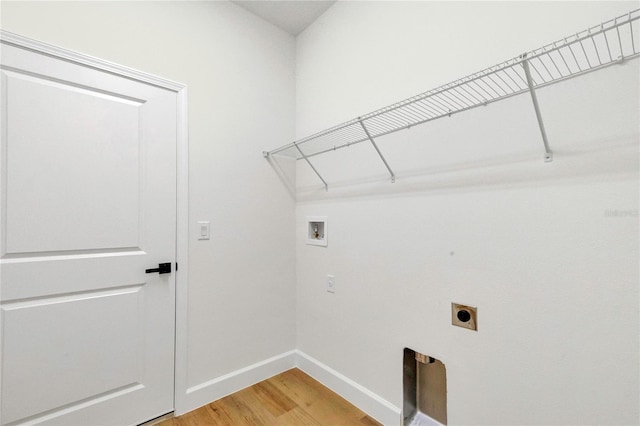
<box><xmin>158</xmin><ymin>368</ymin><xmax>381</xmax><ymax>426</ymax></box>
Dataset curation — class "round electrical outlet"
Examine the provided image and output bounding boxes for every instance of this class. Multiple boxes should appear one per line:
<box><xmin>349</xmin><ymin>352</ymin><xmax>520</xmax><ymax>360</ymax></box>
<box><xmin>451</xmin><ymin>303</ymin><xmax>477</xmax><ymax>331</ymax></box>
<box><xmin>457</xmin><ymin>310</ymin><xmax>471</xmax><ymax>323</ymax></box>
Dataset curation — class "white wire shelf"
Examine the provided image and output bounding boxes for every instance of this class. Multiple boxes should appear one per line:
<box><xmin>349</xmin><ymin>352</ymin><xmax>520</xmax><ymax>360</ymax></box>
<box><xmin>264</xmin><ymin>9</ymin><xmax>640</xmax><ymax>190</ymax></box>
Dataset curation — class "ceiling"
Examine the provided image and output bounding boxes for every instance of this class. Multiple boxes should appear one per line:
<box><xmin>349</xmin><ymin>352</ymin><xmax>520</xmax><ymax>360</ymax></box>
<box><xmin>231</xmin><ymin>1</ymin><xmax>336</xmax><ymax>36</ymax></box>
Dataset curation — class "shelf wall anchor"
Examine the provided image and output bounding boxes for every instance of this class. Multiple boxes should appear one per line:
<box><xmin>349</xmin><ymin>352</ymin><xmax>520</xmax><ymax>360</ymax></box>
<box><xmin>521</xmin><ymin>53</ymin><xmax>554</xmax><ymax>163</ymax></box>
<box><xmin>359</xmin><ymin>119</ymin><xmax>396</xmax><ymax>183</ymax></box>
<box><xmin>294</xmin><ymin>142</ymin><xmax>328</xmax><ymax>191</ymax></box>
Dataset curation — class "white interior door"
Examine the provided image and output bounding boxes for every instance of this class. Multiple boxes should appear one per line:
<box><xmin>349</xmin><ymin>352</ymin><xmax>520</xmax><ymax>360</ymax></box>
<box><xmin>0</xmin><ymin>40</ymin><xmax>177</xmax><ymax>426</ymax></box>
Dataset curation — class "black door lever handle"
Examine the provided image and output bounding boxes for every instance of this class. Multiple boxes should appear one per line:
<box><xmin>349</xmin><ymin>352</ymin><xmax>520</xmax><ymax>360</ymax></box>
<box><xmin>146</xmin><ymin>263</ymin><xmax>172</xmax><ymax>274</ymax></box>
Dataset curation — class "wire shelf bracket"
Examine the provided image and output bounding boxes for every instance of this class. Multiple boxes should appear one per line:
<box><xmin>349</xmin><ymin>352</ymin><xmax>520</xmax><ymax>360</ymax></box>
<box><xmin>521</xmin><ymin>53</ymin><xmax>553</xmax><ymax>162</ymax></box>
<box><xmin>264</xmin><ymin>9</ymin><xmax>640</xmax><ymax>189</ymax></box>
<box><xmin>359</xmin><ymin>118</ymin><xmax>396</xmax><ymax>183</ymax></box>
<box><xmin>294</xmin><ymin>142</ymin><xmax>328</xmax><ymax>191</ymax></box>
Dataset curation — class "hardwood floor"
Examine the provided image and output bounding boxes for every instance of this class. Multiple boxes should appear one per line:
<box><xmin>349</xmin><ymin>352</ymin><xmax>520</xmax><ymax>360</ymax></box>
<box><xmin>157</xmin><ymin>368</ymin><xmax>381</xmax><ymax>426</ymax></box>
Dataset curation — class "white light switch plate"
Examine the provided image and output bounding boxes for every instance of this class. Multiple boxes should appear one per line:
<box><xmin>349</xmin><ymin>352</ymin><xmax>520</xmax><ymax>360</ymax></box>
<box><xmin>198</xmin><ymin>221</ymin><xmax>210</xmax><ymax>240</ymax></box>
<box><xmin>327</xmin><ymin>274</ymin><xmax>335</xmax><ymax>293</ymax></box>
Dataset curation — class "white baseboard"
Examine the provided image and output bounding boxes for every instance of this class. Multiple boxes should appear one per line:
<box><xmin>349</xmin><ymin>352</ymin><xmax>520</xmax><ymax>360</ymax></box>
<box><xmin>176</xmin><ymin>349</ymin><xmax>401</xmax><ymax>425</ymax></box>
<box><xmin>295</xmin><ymin>350</ymin><xmax>401</xmax><ymax>425</ymax></box>
<box><xmin>177</xmin><ymin>350</ymin><xmax>297</xmax><ymax>415</ymax></box>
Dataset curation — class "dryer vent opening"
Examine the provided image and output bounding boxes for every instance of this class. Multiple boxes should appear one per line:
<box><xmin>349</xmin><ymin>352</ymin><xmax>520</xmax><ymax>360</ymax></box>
<box><xmin>403</xmin><ymin>348</ymin><xmax>447</xmax><ymax>425</ymax></box>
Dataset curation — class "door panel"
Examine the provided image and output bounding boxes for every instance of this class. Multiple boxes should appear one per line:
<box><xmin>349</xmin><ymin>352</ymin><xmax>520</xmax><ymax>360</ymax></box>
<box><xmin>1</xmin><ymin>253</ymin><xmax>146</xmax><ymax>301</ymax></box>
<box><xmin>2</xmin><ymin>287</ymin><xmax>142</xmax><ymax>424</ymax></box>
<box><xmin>3</xmin><ymin>70</ymin><xmax>142</xmax><ymax>254</ymax></box>
<box><xmin>1</xmin><ymin>41</ymin><xmax>177</xmax><ymax>426</ymax></box>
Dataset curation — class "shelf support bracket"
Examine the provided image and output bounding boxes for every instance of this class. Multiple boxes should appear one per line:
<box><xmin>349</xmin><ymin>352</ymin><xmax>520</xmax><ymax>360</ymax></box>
<box><xmin>294</xmin><ymin>142</ymin><xmax>328</xmax><ymax>191</ymax></box>
<box><xmin>359</xmin><ymin>119</ymin><xmax>396</xmax><ymax>183</ymax></box>
<box><xmin>521</xmin><ymin>54</ymin><xmax>553</xmax><ymax>163</ymax></box>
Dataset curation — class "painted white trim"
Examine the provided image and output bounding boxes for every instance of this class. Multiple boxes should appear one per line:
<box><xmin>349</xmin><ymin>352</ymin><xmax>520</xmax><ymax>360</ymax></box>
<box><xmin>0</xmin><ymin>30</ymin><xmax>185</xmax><ymax>92</ymax></box>
<box><xmin>180</xmin><ymin>350</ymin><xmax>297</xmax><ymax>415</ymax></box>
<box><xmin>163</xmin><ymin>347</ymin><xmax>401</xmax><ymax>424</ymax></box>
<box><xmin>0</xmin><ymin>30</ymin><xmax>190</xmax><ymax>421</ymax></box>
<box><xmin>174</xmin><ymin>88</ymin><xmax>190</xmax><ymax>416</ymax></box>
<box><xmin>295</xmin><ymin>350</ymin><xmax>402</xmax><ymax>425</ymax></box>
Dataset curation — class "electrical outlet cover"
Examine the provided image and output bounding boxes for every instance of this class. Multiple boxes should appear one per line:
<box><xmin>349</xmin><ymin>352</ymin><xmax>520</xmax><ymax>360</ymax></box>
<box><xmin>327</xmin><ymin>274</ymin><xmax>335</xmax><ymax>293</ymax></box>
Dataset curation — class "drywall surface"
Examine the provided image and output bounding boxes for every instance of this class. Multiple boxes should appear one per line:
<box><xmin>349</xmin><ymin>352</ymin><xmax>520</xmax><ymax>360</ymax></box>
<box><xmin>1</xmin><ymin>0</ymin><xmax>296</xmax><ymax>411</ymax></box>
<box><xmin>295</xmin><ymin>2</ymin><xmax>639</xmax><ymax>424</ymax></box>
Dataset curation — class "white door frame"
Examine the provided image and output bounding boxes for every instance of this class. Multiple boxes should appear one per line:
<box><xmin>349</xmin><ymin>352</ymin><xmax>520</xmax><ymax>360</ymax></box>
<box><xmin>0</xmin><ymin>30</ymin><xmax>191</xmax><ymax>418</ymax></box>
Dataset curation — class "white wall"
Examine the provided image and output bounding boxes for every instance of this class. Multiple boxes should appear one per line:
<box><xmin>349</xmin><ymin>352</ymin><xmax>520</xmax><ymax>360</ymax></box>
<box><xmin>3</xmin><ymin>1</ymin><xmax>639</xmax><ymax>424</ymax></box>
<box><xmin>295</xmin><ymin>2</ymin><xmax>639</xmax><ymax>425</ymax></box>
<box><xmin>1</xmin><ymin>0</ymin><xmax>297</xmax><ymax>414</ymax></box>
